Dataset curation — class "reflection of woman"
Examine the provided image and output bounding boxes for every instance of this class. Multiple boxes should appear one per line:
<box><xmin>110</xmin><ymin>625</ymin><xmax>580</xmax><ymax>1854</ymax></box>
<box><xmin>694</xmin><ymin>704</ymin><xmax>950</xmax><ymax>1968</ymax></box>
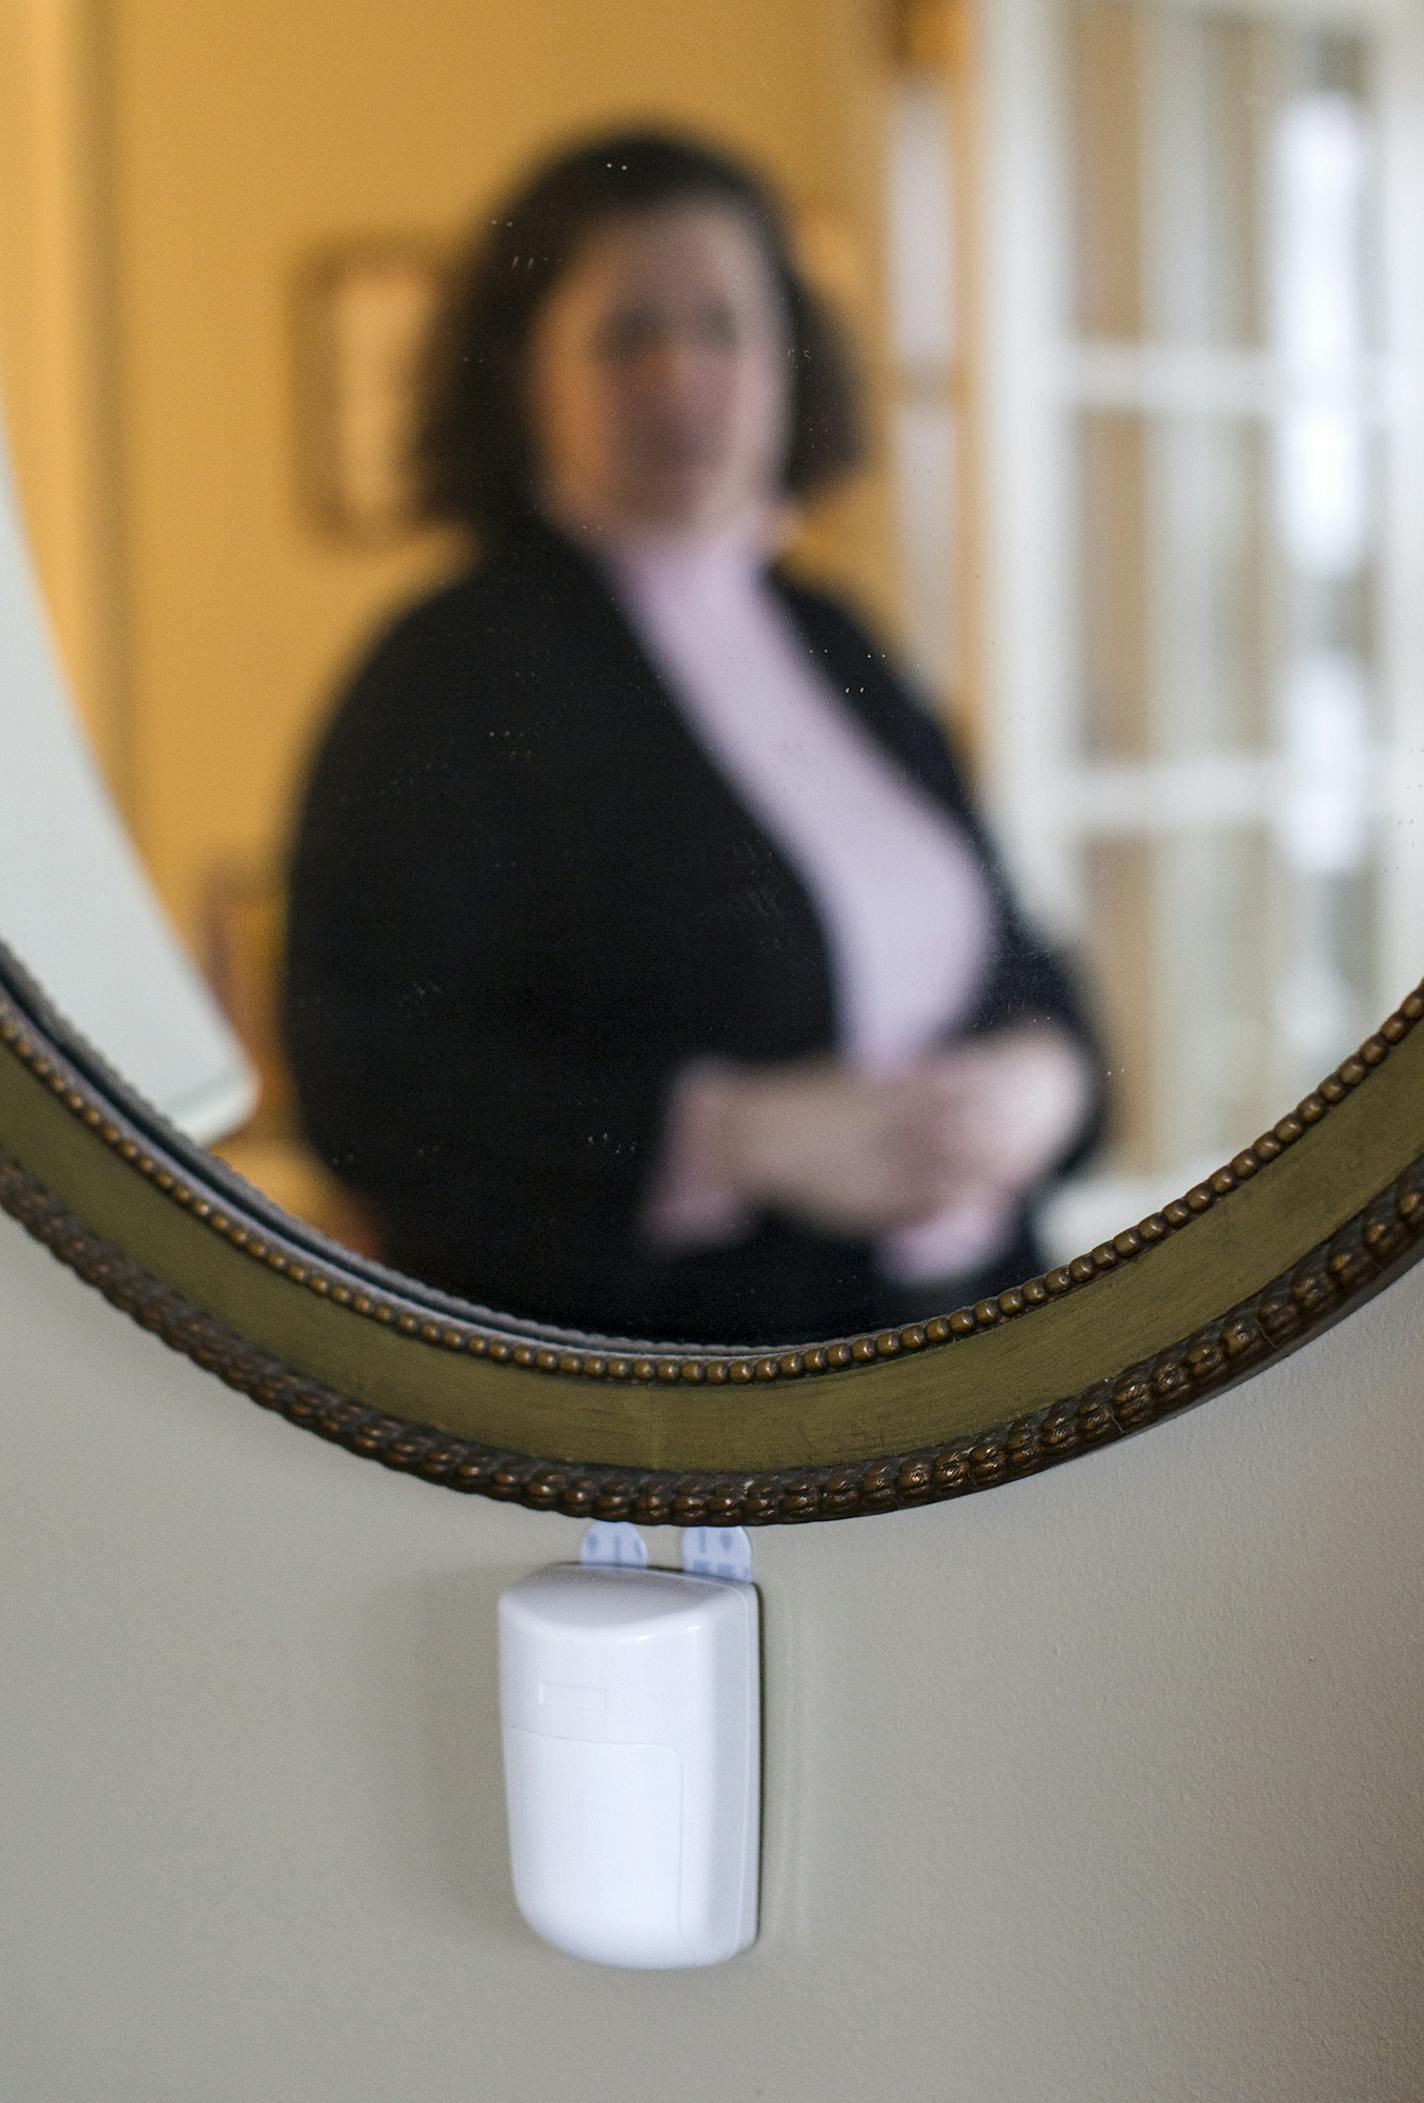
<box><xmin>283</xmin><ymin>130</ymin><xmax>1103</xmax><ymax>1346</ymax></box>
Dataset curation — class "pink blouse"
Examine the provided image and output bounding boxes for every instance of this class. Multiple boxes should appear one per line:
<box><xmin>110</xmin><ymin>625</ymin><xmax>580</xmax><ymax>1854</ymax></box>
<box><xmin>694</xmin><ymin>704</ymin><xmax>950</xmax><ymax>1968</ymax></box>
<box><xmin>597</xmin><ymin>527</ymin><xmax>1014</xmax><ymax>1283</ymax></box>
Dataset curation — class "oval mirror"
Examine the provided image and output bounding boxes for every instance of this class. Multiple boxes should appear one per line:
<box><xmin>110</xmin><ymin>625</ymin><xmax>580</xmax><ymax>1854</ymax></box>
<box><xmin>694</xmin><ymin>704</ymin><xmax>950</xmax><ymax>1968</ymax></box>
<box><xmin>2</xmin><ymin>0</ymin><xmax>1423</xmax><ymax>1524</ymax></box>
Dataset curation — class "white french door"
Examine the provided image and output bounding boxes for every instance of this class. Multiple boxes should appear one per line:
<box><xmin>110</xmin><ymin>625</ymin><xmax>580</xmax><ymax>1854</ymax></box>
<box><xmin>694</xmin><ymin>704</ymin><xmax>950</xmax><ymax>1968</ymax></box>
<box><xmin>942</xmin><ymin>0</ymin><xmax>1424</xmax><ymax>1249</ymax></box>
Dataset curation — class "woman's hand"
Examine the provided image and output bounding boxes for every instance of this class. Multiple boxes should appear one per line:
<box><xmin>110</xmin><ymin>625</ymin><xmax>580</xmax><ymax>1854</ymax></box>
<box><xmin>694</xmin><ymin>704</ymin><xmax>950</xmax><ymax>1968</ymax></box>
<box><xmin>716</xmin><ymin>1059</ymin><xmax>962</xmax><ymax>1238</ymax></box>
<box><xmin>710</xmin><ymin>1027</ymin><xmax>1095</xmax><ymax>1240</ymax></box>
<box><xmin>913</xmin><ymin>1025</ymin><xmax>1097</xmax><ymax>1201</ymax></box>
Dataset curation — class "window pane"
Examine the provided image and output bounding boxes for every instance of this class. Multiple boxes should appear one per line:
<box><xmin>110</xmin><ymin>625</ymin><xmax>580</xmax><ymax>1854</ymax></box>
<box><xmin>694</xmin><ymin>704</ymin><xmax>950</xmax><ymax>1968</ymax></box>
<box><xmin>1065</xmin><ymin>0</ymin><xmax>1378</xmax><ymax>350</ymax></box>
<box><xmin>1077</xmin><ymin>824</ymin><xmax>1381</xmax><ymax>1187</ymax></box>
<box><xmin>1081</xmin><ymin>828</ymin><xmax>1276</xmax><ymax>1171</ymax></box>
<box><xmin>890</xmin><ymin>400</ymin><xmax>957</xmax><ymax>700</ymax></box>
<box><xmin>886</xmin><ymin>74</ymin><xmax>955</xmax><ymax>370</ymax></box>
<box><xmin>1073</xmin><ymin>410</ymin><xmax>1380</xmax><ymax>759</ymax></box>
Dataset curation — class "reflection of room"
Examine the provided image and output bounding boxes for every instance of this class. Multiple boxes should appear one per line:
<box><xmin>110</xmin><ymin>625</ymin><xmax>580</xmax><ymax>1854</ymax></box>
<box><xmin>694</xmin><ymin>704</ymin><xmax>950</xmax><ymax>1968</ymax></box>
<box><xmin>2</xmin><ymin>0</ymin><xmax>1422</xmax><ymax>1270</ymax></box>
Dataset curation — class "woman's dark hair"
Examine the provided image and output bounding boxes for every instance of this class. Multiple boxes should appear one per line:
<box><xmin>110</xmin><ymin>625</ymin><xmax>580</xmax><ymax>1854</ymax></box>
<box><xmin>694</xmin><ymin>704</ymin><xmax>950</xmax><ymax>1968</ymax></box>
<box><xmin>412</xmin><ymin>127</ymin><xmax>864</xmax><ymax>537</ymax></box>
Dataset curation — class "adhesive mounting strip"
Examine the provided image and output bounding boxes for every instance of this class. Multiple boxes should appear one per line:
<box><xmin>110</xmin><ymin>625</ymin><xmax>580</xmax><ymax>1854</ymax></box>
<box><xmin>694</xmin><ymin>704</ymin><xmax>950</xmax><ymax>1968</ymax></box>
<box><xmin>681</xmin><ymin>1527</ymin><xmax>753</xmax><ymax>1583</ymax></box>
<box><xmin>580</xmin><ymin>1521</ymin><xmax>650</xmax><ymax>1569</ymax></box>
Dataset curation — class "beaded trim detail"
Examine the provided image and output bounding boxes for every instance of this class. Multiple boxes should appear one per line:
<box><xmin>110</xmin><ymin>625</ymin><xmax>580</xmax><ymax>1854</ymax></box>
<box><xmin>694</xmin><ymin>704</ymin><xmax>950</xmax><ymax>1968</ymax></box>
<box><xmin>2</xmin><ymin>1140</ymin><xmax>1421</xmax><ymax>1523</ymax></box>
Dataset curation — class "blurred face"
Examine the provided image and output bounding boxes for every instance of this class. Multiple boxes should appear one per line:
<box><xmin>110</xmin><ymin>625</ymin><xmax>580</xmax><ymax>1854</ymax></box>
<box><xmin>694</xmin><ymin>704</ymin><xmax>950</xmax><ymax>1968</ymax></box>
<box><xmin>527</xmin><ymin>199</ymin><xmax>793</xmax><ymax>538</ymax></box>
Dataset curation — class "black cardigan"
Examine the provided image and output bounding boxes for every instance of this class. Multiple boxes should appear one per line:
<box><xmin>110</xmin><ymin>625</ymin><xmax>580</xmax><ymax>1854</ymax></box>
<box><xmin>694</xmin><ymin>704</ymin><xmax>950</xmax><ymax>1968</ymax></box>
<box><xmin>282</xmin><ymin>518</ymin><xmax>1102</xmax><ymax>1346</ymax></box>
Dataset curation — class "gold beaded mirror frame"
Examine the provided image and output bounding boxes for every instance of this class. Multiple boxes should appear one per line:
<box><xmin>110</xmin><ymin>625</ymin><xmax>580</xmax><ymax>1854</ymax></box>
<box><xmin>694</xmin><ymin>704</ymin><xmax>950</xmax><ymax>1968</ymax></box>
<box><xmin>3</xmin><ymin>936</ymin><xmax>1423</xmax><ymax>1526</ymax></box>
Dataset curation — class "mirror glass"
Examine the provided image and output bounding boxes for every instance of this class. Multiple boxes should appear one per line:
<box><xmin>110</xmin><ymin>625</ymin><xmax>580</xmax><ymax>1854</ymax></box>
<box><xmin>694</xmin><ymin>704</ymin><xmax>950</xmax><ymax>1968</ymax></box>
<box><xmin>2</xmin><ymin>0</ymin><xmax>1420</xmax><ymax>1346</ymax></box>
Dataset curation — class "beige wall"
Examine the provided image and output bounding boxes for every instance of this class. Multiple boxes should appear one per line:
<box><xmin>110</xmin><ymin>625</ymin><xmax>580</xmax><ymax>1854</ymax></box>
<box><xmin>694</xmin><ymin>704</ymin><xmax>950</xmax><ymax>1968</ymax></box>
<box><xmin>1</xmin><ymin>0</ymin><xmax>898</xmax><ymax>953</ymax></box>
<box><xmin>4</xmin><ymin>1201</ymin><xmax>1422</xmax><ymax>2101</ymax></box>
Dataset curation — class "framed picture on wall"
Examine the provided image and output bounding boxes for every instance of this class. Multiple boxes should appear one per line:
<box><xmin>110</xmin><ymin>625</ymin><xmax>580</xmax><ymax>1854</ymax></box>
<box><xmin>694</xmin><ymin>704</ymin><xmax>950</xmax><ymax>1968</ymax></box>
<box><xmin>292</xmin><ymin>239</ymin><xmax>446</xmax><ymax>544</ymax></box>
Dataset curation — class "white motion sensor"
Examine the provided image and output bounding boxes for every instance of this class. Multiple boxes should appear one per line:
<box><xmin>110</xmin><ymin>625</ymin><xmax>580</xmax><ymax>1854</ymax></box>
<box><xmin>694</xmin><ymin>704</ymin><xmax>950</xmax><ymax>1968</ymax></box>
<box><xmin>498</xmin><ymin>1563</ymin><xmax>760</xmax><ymax>1968</ymax></box>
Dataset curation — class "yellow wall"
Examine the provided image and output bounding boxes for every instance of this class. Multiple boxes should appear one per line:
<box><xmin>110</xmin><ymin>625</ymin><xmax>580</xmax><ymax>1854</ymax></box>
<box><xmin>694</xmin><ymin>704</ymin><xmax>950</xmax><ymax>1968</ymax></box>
<box><xmin>76</xmin><ymin>0</ymin><xmax>898</xmax><ymax>947</ymax></box>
